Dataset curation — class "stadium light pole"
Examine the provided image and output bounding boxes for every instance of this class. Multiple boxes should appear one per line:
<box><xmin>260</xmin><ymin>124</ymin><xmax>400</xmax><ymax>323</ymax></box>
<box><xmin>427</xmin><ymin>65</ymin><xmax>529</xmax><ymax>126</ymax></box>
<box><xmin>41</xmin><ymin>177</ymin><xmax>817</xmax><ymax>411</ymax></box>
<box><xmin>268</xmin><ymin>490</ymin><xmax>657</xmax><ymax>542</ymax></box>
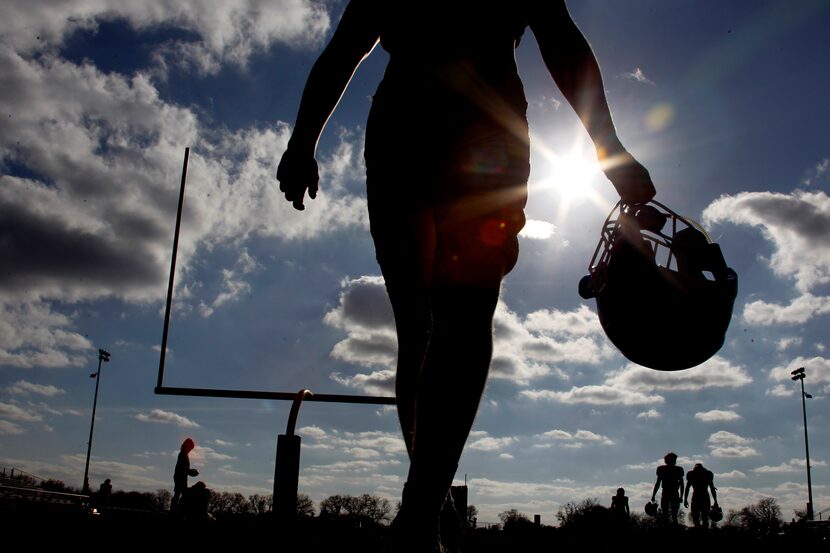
<box><xmin>790</xmin><ymin>367</ymin><xmax>813</xmax><ymax>521</ymax></box>
<box><xmin>83</xmin><ymin>348</ymin><xmax>111</xmax><ymax>495</ymax></box>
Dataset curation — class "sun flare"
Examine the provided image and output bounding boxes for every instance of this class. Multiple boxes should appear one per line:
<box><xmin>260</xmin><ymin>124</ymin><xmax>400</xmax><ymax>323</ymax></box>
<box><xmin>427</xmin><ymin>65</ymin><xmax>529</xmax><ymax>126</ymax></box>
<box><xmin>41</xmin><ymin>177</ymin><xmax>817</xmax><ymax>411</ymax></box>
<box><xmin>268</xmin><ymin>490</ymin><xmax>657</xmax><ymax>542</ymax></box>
<box><xmin>546</xmin><ymin>152</ymin><xmax>600</xmax><ymax>202</ymax></box>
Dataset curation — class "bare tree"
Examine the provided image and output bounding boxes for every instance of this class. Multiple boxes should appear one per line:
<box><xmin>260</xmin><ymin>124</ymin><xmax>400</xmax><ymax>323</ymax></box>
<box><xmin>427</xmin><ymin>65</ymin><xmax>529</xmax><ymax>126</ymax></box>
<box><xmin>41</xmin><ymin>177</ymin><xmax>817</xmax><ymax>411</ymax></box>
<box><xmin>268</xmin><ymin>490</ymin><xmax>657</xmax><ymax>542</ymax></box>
<box><xmin>208</xmin><ymin>491</ymin><xmax>250</xmax><ymax>515</ymax></box>
<box><xmin>556</xmin><ymin>498</ymin><xmax>609</xmax><ymax>529</ymax></box>
<box><xmin>154</xmin><ymin>489</ymin><xmax>172</xmax><ymax>511</ymax></box>
<box><xmin>248</xmin><ymin>493</ymin><xmax>271</xmax><ymax>514</ymax></box>
<box><xmin>734</xmin><ymin>497</ymin><xmax>783</xmax><ymax>536</ymax></box>
<box><xmin>498</xmin><ymin>508</ymin><xmax>533</xmax><ymax>531</ymax></box>
<box><xmin>319</xmin><ymin>494</ymin><xmax>391</xmax><ymax>524</ymax></box>
<box><xmin>466</xmin><ymin>505</ymin><xmax>478</xmax><ymax>529</ymax></box>
<box><xmin>297</xmin><ymin>493</ymin><xmax>314</xmax><ymax>517</ymax></box>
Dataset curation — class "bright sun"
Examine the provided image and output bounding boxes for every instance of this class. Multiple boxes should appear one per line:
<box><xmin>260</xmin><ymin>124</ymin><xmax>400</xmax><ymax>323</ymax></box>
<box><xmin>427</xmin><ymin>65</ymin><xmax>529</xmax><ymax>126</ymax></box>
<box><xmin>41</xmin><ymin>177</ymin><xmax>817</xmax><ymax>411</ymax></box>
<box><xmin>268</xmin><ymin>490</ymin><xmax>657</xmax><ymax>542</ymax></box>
<box><xmin>531</xmin><ymin>137</ymin><xmax>613</xmax><ymax>225</ymax></box>
<box><xmin>542</xmin><ymin>147</ymin><xmax>601</xmax><ymax>202</ymax></box>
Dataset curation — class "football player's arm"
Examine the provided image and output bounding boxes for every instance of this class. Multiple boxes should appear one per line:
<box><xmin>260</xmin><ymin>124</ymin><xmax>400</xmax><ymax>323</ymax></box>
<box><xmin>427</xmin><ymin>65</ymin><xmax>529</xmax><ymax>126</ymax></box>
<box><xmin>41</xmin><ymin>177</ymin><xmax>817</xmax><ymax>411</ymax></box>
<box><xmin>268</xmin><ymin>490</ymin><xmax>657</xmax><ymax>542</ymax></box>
<box><xmin>684</xmin><ymin>478</ymin><xmax>691</xmax><ymax>506</ymax></box>
<box><xmin>528</xmin><ymin>0</ymin><xmax>654</xmax><ymax>205</ymax></box>
<box><xmin>651</xmin><ymin>473</ymin><xmax>661</xmax><ymax>502</ymax></box>
<box><xmin>277</xmin><ymin>0</ymin><xmax>380</xmax><ymax>210</ymax></box>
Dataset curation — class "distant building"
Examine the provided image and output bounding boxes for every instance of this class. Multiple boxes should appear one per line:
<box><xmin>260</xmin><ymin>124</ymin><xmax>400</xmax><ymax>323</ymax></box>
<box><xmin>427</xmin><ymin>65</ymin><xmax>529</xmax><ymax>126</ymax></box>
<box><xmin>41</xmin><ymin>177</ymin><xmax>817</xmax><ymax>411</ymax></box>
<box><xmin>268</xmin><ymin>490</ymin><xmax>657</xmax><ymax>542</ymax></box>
<box><xmin>451</xmin><ymin>485</ymin><xmax>468</xmax><ymax>526</ymax></box>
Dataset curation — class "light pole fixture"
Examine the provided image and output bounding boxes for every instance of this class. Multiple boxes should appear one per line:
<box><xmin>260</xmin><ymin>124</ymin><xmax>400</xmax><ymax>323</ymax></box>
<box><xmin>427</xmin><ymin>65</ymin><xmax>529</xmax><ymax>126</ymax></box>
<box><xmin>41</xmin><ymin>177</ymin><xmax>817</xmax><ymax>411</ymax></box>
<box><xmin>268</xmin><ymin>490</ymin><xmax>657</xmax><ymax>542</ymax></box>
<box><xmin>790</xmin><ymin>367</ymin><xmax>813</xmax><ymax>521</ymax></box>
<box><xmin>83</xmin><ymin>348</ymin><xmax>111</xmax><ymax>495</ymax></box>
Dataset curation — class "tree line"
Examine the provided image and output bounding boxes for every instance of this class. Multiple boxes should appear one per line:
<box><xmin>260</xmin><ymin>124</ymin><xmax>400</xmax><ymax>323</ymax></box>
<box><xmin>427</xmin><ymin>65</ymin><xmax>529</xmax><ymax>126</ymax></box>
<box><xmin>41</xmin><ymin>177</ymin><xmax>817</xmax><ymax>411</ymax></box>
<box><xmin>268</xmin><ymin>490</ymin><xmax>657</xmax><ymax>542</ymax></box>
<box><xmin>4</xmin><ymin>472</ymin><xmax>798</xmax><ymax>534</ymax></box>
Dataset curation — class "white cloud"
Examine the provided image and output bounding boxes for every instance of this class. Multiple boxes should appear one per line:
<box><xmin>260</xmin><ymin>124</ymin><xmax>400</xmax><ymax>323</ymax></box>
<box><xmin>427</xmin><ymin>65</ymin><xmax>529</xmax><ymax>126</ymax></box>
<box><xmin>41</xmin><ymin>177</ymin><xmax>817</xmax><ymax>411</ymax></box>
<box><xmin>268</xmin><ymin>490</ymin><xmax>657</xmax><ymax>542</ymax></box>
<box><xmin>694</xmin><ymin>409</ymin><xmax>741</xmax><ymax>423</ymax></box>
<box><xmin>621</xmin><ymin>67</ymin><xmax>654</xmax><ymax>85</ymax></box>
<box><xmin>195</xmin><ymin>446</ymin><xmax>236</xmax><ymax>462</ymax></box>
<box><xmin>519</xmin><ymin>219</ymin><xmax>556</xmax><ymax>240</ymax></box>
<box><xmin>499</xmin><ymin>453</ymin><xmax>514</xmax><ymax>460</ymax></box>
<box><xmin>331</xmin><ymin>369</ymin><xmax>396</xmax><ymax>396</ymax></box>
<box><xmin>0</xmin><ymin>300</ymin><xmax>92</xmax><ymax>368</ymax></box>
<box><xmin>5</xmin><ymin>380</ymin><xmax>65</xmax><ymax>397</ymax></box>
<box><xmin>297</xmin><ymin>426</ymin><xmax>407</xmax><ymax>459</ymax></box>
<box><xmin>636</xmin><ymin>409</ymin><xmax>660</xmax><ymax>419</ymax></box>
<box><xmin>536</xmin><ymin>428</ymin><xmax>614</xmax><ymax>446</ymax></box>
<box><xmin>753</xmin><ymin>458</ymin><xmax>827</xmax><ymax>474</ymax></box>
<box><xmin>803</xmin><ymin>158</ymin><xmax>830</xmax><ymax>186</ymax></box>
<box><xmin>324</xmin><ymin>280</ymin><xmax>615</xmax><ymax>393</ymax></box>
<box><xmin>135</xmin><ymin>408</ymin><xmax>200</xmax><ymax>428</ymax></box>
<box><xmin>718</xmin><ymin>470</ymin><xmax>747</xmax><ymax>479</ymax></box>
<box><xmin>703</xmin><ymin>190</ymin><xmax>830</xmax><ymax>293</ymax></box>
<box><xmin>0</xmin><ymin>44</ymin><xmax>370</xmax><ymax>365</ymax></box>
<box><xmin>706</xmin><ymin>431</ymin><xmax>759</xmax><ymax>458</ymax></box>
<box><xmin>344</xmin><ymin>447</ymin><xmax>381</xmax><ymax>459</ymax></box>
<box><xmin>198</xmin><ymin>249</ymin><xmax>260</xmax><ymax>317</ymax></box>
<box><xmin>743</xmin><ymin>293</ymin><xmax>830</xmax><ymax>326</ymax></box>
<box><xmin>521</xmin><ymin>385</ymin><xmax>664</xmax><ymax>406</ymax></box>
<box><xmin>1</xmin><ymin>0</ymin><xmax>330</xmax><ymax>74</ymax></box>
<box><xmin>0</xmin><ymin>420</ymin><xmax>24</xmax><ymax>435</ymax></box>
<box><xmin>0</xmin><ymin>402</ymin><xmax>42</xmax><ymax>422</ymax></box>
<box><xmin>777</xmin><ymin>337</ymin><xmax>803</xmax><ymax>351</ymax></box>
<box><xmin>297</xmin><ymin>425</ymin><xmax>328</xmax><ymax>440</ymax></box>
<box><xmin>765</xmin><ymin>384</ymin><xmax>794</xmax><ymax>397</ymax></box>
<box><xmin>468</xmin><ymin>435</ymin><xmax>517</xmax><ymax>451</ymax></box>
<box><xmin>768</xmin><ymin>356</ymin><xmax>830</xmax><ymax>388</ymax></box>
<box><xmin>604</xmin><ymin>357</ymin><xmax>752</xmax><ymax>393</ymax></box>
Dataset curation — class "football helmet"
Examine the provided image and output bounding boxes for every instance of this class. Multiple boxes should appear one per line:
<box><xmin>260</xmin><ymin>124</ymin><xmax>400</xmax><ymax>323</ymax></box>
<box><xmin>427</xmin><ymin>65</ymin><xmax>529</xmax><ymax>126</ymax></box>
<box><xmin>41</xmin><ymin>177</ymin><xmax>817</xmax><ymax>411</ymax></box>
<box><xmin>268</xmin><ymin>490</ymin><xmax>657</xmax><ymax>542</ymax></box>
<box><xmin>644</xmin><ymin>501</ymin><xmax>659</xmax><ymax>517</ymax></box>
<box><xmin>709</xmin><ymin>505</ymin><xmax>723</xmax><ymax>522</ymax></box>
<box><xmin>579</xmin><ymin>200</ymin><xmax>738</xmax><ymax>371</ymax></box>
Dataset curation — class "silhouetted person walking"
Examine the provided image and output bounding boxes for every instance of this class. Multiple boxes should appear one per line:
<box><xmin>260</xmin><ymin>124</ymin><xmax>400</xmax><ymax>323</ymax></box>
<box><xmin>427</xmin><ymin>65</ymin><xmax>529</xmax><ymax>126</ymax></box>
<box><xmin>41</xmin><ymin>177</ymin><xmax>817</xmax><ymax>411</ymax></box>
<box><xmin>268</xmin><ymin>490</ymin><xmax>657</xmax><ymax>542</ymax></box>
<box><xmin>277</xmin><ymin>2</ymin><xmax>655</xmax><ymax>550</ymax></box>
<box><xmin>684</xmin><ymin>463</ymin><xmax>718</xmax><ymax>529</ymax></box>
<box><xmin>171</xmin><ymin>438</ymin><xmax>199</xmax><ymax>515</ymax></box>
<box><xmin>651</xmin><ymin>452</ymin><xmax>684</xmax><ymax>525</ymax></box>
<box><xmin>97</xmin><ymin>478</ymin><xmax>112</xmax><ymax>506</ymax></box>
<box><xmin>610</xmin><ymin>487</ymin><xmax>630</xmax><ymax>524</ymax></box>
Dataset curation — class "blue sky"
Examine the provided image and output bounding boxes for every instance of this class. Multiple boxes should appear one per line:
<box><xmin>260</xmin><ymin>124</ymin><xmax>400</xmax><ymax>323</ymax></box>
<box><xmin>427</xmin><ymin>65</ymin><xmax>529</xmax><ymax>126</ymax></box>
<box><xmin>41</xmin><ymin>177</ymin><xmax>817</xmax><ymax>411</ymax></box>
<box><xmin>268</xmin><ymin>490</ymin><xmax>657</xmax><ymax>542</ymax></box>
<box><xmin>1</xmin><ymin>0</ymin><xmax>829</xmax><ymax>524</ymax></box>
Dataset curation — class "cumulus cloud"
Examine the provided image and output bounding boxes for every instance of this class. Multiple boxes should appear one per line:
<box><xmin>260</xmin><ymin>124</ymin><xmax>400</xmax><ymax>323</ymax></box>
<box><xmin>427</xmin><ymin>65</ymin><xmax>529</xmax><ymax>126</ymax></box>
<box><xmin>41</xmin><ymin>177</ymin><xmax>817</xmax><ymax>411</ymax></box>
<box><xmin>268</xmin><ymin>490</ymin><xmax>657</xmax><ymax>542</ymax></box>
<box><xmin>135</xmin><ymin>408</ymin><xmax>200</xmax><ymax>428</ymax></box>
<box><xmin>521</xmin><ymin>385</ymin><xmax>664</xmax><ymax>406</ymax></box>
<box><xmin>1</xmin><ymin>0</ymin><xmax>330</xmax><ymax>74</ymax></box>
<box><xmin>706</xmin><ymin>430</ymin><xmax>759</xmax><ymax>458</ymax></box>
<box><xmin>604</xmin><ymin>357</ymin><xmax>752</xmax><ymax>393</ymax></box>
<box><xmin>519</xmin><ymin>219</ymin><xmax>556</xmax><ymax>240</ymax></box>
<box><xmin>694</xmin><ymin>409</ymin><xmax>741</xmax><ymax>423</ymax></box>
<box><xmin>294</xmin><ymin>427</ymin><xmax>407</xmax><ymax>479</ymax></box>
<box><xmin>777</xmin><ymin>337</ymin><xmax>803</xmax><ymax>351</ymax></box>
<box><xmin>0</xmin><ymin>300</ymin><xmax>92</xmax><ymax>368</ymax></box>
<box><xmin>196</xmin><ymin>445</ymin><xmax>236</xmax><ymax>462</ymax></box>
<box><xmin>768</xmin><ymin>356</ymin><xmax>830</xmax><ymax>394</ymax></box>
<box><xmin>323</xmin><ymin>279</ymin><xmax>616</xmax><ymax>394</ymax></box>
<box><xmin>753</xmin><ymin>458</ymin><xmax>826</xmax><ymax>474</ymax></box>
<box><xmin>0</xmin><ymin>41</ymin><xmax>369</xmax><ymax>367</ymax></box>
<box><xmin>703</xmin><ymin>190</ymin><xmax>830</xmax><ymax>293</ymax></box>
<box><xmin>0</xmin><ymin>402</ymin><xmax>43</xmax><ymax>422</ymax></box>
<box><xmin>743</xmin><ymin>293</ymin><xmax>830</xmax><ymax>326</ymax></box>
<box><xmin>765</xmin><ymin>384</ymin><xmax>794</xmax><ymax>397</ymax></box>
<box><xmin>636</xmin><ymin>409</ymin><xmax>660</xmax><ymax>419</ymax></box>
<box><xmin>5</xmin><ymin>380</ymin><xmax>65</xmax><ymax>397</ymax></box>
<box><xmin>468</xmin><ymin>435</ymin><xmax>517</xmax><ymax>452</ymax></box>
<box><xmin>535</xmin><ymin>428</ymin><xmax>614</xmax><ymax>447</ymax></box>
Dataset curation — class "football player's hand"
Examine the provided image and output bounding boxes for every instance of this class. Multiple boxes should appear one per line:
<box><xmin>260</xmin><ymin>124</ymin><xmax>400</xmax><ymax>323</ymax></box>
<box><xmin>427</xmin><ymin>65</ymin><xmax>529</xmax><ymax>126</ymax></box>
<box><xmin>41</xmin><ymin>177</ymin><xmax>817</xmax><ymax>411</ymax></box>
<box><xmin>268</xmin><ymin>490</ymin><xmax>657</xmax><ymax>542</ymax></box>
<box><xmin>601</xmin><ymin>147</ymin><xmax>656</xmax><ymax>205</ymax></box>
<box><xmin>277</xmin><ymin>148</ymin><xmax>319</xmax><ymax>211</ymax></box>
